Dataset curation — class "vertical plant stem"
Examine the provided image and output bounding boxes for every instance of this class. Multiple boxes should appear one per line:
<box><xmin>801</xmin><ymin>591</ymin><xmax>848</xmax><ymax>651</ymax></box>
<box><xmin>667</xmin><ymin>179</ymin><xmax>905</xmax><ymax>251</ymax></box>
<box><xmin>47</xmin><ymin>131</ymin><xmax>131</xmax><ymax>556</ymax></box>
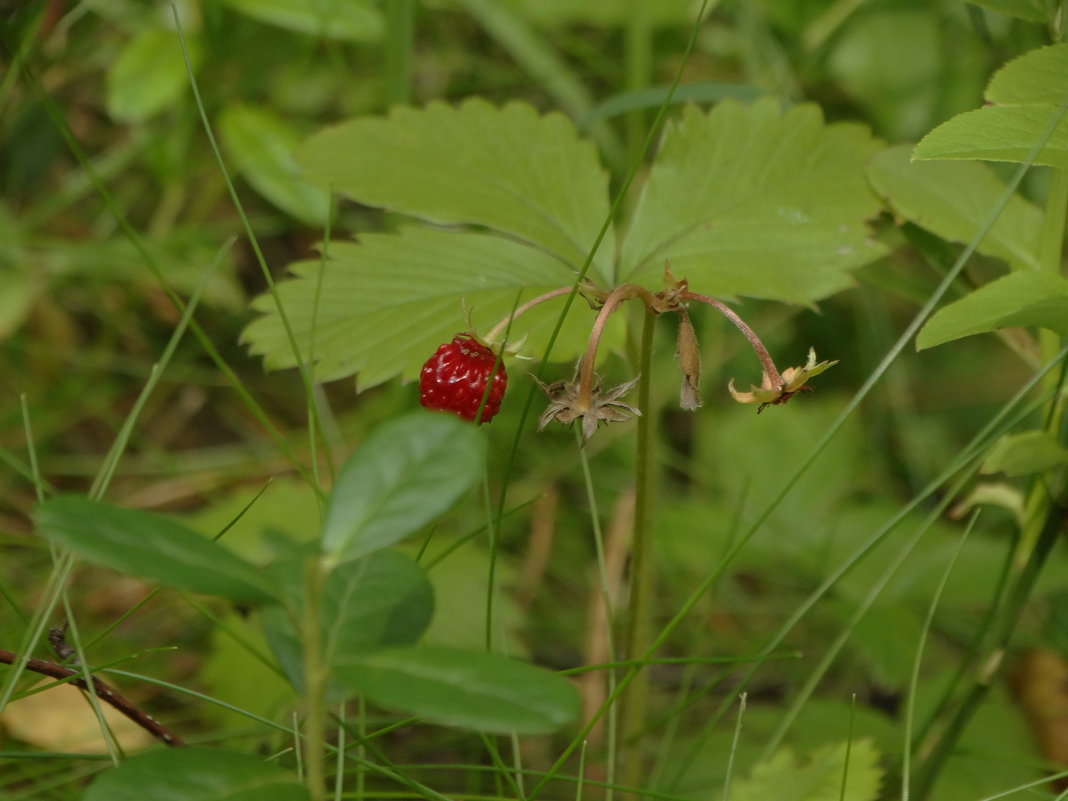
<box><xmin>624</xmin><ymin>0</ymin><xmax>652</xmax><ymax>164</ymax></box>
<box><xmin>383</xmin><ymin>0</ymin><xmax>416</xmax><ymax>107</ymax></box>
<box><xmin>302</xmin><ymin>557</ymin><xmax>329</xmax><ymax>801</ymax></box>
<box><xmin>621</xmin><ymin>308</ymin><xmax>657</xmax><ymax>791</ymax></box>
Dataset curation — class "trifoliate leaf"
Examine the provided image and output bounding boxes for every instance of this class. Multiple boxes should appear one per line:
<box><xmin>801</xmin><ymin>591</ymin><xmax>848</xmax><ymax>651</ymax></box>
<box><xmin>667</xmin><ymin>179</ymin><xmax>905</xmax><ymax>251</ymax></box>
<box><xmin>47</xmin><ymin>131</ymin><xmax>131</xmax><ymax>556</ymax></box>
<box><xmin>621</xmin><ymin>98</ymin><xmax>885</xmax><ymax>304</ymax></box>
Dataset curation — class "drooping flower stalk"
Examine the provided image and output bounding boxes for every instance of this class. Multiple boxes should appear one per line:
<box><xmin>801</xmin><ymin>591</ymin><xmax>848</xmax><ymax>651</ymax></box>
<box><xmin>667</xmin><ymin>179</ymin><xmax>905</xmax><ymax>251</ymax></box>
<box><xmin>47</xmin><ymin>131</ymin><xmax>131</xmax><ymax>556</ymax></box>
<box><xmin>681</xmin><ymin>290</ymin><xmax>784</xmax><ymax>390</ymax></box>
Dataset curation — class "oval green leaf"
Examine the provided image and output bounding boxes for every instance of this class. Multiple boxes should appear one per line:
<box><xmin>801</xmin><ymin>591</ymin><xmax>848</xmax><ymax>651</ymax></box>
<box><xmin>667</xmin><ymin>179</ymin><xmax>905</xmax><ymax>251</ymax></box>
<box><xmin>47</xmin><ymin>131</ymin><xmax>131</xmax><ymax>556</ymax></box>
<box><xmin>981</xmin><ymin>430</ymin><xmax>1068</xmax><ymax>477</ymax></box>
<box><xmin>262</xmin><ymin>549</ymin><xmax>434</xmax><ymax>694</ymax></box>
<box><xmin>333</xmin><ymin>646</ymin><xmax>580</xmax><ymax>734</ymax></box>
<box><xmin>868</xmin><ymin>145</ymin><xmax>1042</xmax><ymax>272</ymax></box>
<box><xmin>107</xmin><ymin>28</ymin><xmax>200</xmax><ymax>124</ymax></box>
<box><xmin>218</xmin><ymin>104</ymin><xmax>329</xmax><ymax>226</ymax></box>
<box><xmin>36</xmin><ymin>496</ymin><xmax>276</xmax><ymax>604</ymax></box>
<box><xmin>219</xmin><ymin>0</ymin><xmax>383</xmax><ymax>42</ymax></box>
<box><xmin>321</xmin><ymin>414</ymin><xmax>485</xmax><ymax>563</ymax></box>
<box><xmin>916</xmin><ymin>270</ymin><xmax>1068</xmax><ymax>349</ymax></box>
<box><xmin>82</xmin><ymin>747</ymin><xmax>308</xmax><ymax>801</ymax></box>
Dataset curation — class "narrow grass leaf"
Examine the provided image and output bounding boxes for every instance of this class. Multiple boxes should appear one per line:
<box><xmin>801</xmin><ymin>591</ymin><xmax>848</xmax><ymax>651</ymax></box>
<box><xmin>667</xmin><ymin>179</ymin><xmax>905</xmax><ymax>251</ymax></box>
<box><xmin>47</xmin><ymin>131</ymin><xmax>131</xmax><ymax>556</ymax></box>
<box><xmin>81</xmin><ymin>747</ymin><xmax>308</xmax><ymax>801</ymax></box>
<box><xmin>35</xmin><ymin>496</ymin><xmax>275</xmax><ymax>604</ymax></box>
<box><xmin>868</xmin><ymin>145</ymin><xmax>1042</xmax><ymax>272</ymax></box>
<box><xmin>620</xmin><ymin>98</ymin><xmax>884</xmax><ymax>303</ymax></box>
<box><xmin>333</xmin><ymin>646</ymin><xmax>580</xmax><ymax>734</ymax></box>
<box><xmin>321</xmin><ymin>414</ymin><xmax>485</xmax><ymax>562</ymax></box>
<box><xmin>917</xmin><ymin>270</ymin><xmax>1068</xmax><ymax>349</ymax></box>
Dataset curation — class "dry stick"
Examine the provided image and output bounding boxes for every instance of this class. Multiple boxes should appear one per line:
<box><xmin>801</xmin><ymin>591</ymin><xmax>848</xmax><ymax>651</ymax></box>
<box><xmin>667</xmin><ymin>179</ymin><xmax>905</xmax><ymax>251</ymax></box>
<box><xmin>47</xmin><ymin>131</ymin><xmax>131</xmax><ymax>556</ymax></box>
<box><xmin>0</xmin><ymin>648</ymin><xmax>184</xmax><ymax>747</ymax></box>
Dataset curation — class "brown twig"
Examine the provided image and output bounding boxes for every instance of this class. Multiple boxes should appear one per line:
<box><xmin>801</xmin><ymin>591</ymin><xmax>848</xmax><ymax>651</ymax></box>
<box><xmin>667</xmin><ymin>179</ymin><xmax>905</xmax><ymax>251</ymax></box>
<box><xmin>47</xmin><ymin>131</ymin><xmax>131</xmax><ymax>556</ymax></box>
<box><xmin>0</xmin><ymin>648</ymin><xmax>184</xmax><ymax>747</ymax></box>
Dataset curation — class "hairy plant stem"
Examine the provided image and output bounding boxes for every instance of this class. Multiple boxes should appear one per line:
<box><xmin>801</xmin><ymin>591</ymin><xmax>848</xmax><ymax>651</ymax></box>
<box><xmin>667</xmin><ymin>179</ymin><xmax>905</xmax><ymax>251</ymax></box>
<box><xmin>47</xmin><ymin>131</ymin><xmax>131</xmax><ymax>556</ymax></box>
<box><xmin>484</xmin><ymin>286</ymin><xmax>573</xmax><ymax>345</ymax></box>
<box><xmin>576</xmin><ymin>284</ymin><xmax>656</xmax><ymax>406</ymax></box>
<box><xmin>301</xmin><ymin>557</ymin><xmax>329</xmax><ymax>801</ymax></box>
<box><xmin>682</xmin><ymin>291</ymin><xmax>784</xmax><ymax>389</ymax></box>
<box><xmin>621</xmin><ymin>308</ymin><xmax>657</xmax><ymax>792</ymax></box>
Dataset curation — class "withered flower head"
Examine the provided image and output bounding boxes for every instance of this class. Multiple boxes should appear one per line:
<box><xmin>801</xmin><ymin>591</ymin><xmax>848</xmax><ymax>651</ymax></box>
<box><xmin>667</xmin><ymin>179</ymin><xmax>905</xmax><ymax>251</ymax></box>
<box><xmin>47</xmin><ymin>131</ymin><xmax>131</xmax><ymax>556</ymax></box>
<box><xmin>533</xmin><ymin>373</ymin><xmax>641</xmax><ymax>443</ymax></box>
<box><xmin>728</xmin><ymin>347</ymin><xmax>838</xmax><ymax>412</ymax></box>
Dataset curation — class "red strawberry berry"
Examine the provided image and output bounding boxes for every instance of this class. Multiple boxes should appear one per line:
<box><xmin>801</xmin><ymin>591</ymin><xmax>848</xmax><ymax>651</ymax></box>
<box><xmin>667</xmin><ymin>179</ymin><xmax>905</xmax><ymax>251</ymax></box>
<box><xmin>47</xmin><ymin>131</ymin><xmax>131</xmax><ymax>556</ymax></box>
<box><xmin>419</xmin><ymin>333</ymin><xmax>507</xmax><ymax>424</ymax></box>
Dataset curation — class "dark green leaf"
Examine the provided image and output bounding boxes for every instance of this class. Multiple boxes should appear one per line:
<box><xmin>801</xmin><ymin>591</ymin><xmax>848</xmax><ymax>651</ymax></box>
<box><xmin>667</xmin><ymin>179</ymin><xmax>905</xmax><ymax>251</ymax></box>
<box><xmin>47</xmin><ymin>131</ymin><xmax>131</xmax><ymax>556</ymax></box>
<box><xmin>81</xmin><ymin>747</ymin><xmax>308</xmax><ymax>801</ymax></box>
<box><xmin>262</xmin><ymin>550</ymin><xmax>434</xmax><ymax>694</ymax></box>
<box><xmin>621</xmin><ymin>98</ymin><xmax>885</xmax><ymax>304</ymax></box>
<box><xmin>35</xmin><ymin>496</ymin><xmax>275</xmax><ymax>604</ymax></box>
<box><xmin>917</xmin><ymin>270</ymin><xmax>1068</xmax><ymax>349</ymax></box>
<box><xmin>321</xmin><ymin>414</ymin><xmax>485</xmax><ymax>562</ymax></box>
<box><xmin>333</xmin><ymin>646</ymin><xmax>580</xmax><ymax>734</ymax></box>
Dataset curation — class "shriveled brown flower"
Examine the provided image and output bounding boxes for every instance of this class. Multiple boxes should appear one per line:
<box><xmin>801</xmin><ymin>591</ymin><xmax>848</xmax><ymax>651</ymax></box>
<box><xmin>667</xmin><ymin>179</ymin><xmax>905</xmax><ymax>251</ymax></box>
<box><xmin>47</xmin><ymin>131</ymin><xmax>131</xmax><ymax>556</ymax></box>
<box><xmin>728</xmin><ymin>347</ymin><xmax>838</xmax><ymax>412</ymax></box>
<box><xmin>534</xmin><ymin>373</ymin><xmax>641</xmax><ymax>443</ymax></box>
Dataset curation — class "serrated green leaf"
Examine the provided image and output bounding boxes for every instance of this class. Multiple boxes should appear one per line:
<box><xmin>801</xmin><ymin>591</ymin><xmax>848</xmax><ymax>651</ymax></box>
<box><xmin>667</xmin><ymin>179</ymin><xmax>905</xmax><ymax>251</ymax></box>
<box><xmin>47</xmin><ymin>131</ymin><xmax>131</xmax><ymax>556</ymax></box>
<box><xmin>981</xmin><ymin>430</ymin><xmax>1068</xmax><ymax>477</ymax></box>
<box><xmin>917</xmin><ymin>270</ymin><xmax>1068</xmax><ymax>349</ymax></box>
<box><xmin>321</xmin><ymin>414</ymin><xmax>485</xmax><ymax>563</ymax></box>
<box><xmin>81</xmin><ymin>747</ymin><xmax>308</xmax><ymax>801</ymax></box>
<box><xmin>986</xmin><ymin>43</ymin><xmax>1068</xmax><ymax>105</ymax></box>
<box><xmin>621</xmin><ymin>98</ymin><xmax>884</xmax><ymax>304</ymax></box>
<box><xmin>218</xmin><ymin>104</ymin><xmax>329</xmax><ymax>226</ymax></box>
<box><xmin>332</xmin><ymin>646</ymin><xmax>580</xmax><ymax>734</ymax></box>
<box><xmin>106</xmin><ymin>28</ymin><xmax>199</xmax><ymax>124</ymax></box>
<box><xmin>913</xmin><ymin>105</ymin><xmax>1068</xmax><ymax>167</ymax></box>
<box><xmin>218</xmin><ymin>0</ymin><xmax>383</xmax><ymax>42</ymax></box>
<box><xmin>35</xmin><ymin>496</ymin><xmax>276</xmax><ymax>604</ymax></box>
<box><xmin>868</xmin><ymin>145</ymin><xmax>1042</xmax><ymax>271</ymax></box>
<box><xmin>242</xmin><ymin>227</ymin><xmax>611</xmax><ymax>388</ymax></box>
<box><xmin>297</xmin><ymin>99</ymin><xmax>614</xmax><ymax>279</ymax></box>
<box><xmin>963</xmin><ymin>0</ymin><xmax>1054</xmax><ymax>24</ymax></box>
<box><xmin>728</xmin><ymin>739</ymin><xmax>882</xmax><ymax>801</ymax></box>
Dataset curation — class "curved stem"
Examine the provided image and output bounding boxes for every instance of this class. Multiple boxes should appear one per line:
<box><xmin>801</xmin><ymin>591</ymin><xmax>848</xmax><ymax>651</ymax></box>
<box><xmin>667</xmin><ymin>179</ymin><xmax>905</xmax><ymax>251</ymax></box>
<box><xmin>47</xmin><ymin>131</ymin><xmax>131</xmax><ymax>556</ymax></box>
<box><xmin>484</xmin><ymin>286</ymin><xmax>573</xmax><ymax>345</ymax></box>
<box><xmin>576</xmin><ymin>284</ymin><xmax>656</xmax><ymax>407</ymax></box>
<box><xmin>682</xmin><ymin>291</ymin><xmax>784</xmax><ymax>389</ymax></box>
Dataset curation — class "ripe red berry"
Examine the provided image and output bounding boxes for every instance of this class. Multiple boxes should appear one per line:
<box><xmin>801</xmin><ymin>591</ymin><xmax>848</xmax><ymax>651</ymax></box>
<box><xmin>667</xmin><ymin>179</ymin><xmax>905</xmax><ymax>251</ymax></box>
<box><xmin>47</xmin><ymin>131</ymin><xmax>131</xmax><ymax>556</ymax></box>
<box><xmin>419</xmin><ymin>333</ymin><xmax>507</xmax><ymax>423</ymax></box>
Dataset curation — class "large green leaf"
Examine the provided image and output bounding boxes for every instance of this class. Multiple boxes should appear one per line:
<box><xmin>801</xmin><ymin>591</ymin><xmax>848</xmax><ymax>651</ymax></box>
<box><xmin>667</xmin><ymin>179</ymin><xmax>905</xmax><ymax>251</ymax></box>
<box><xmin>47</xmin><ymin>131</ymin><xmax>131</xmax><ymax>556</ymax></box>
<box><xmin>915</xmin><ymin>44</ymin><xmax>1068</xmax><ymax>167</ymax></box>
<box><xmin>106</xmin><ymin>28</ymin><xmax>200</xmax><ymax>124</ymax></box>
<box><xmin>868</xmin><ymin>145</ymin><xmax>1042</xmax><ymax>271</ymax></box>
<box><xmin>35</xmin><ymin>496</ymin><xmax>276</xmax><ymax>604</ymax></box>
<box><xmin>242</xmin><ymin>227</ymin><xmax>608</xmax><ymax>387</ymax></box>
<box><xmin>297</xmin><ymin>99</ymin><xmax>614</xmax><ymax>279</ymax></box>
<box><xmin>218</xmin><ymin>0</ymin><xmax>383</xmax><ymax>41</ymax></box>
<box><xmin>917</xmin><ymin>270</ymin><xmax>1068</xmax><ymax>349</ymax></box>
<box><xmin>620</xmin><ymin>98</ymin><xmax>885</xmax><ymax>304</ymax></box>
<box><xmin>262</xmin><ymin>549</ymin><xmax>435</xmax><ymax>693</ymax></box>
<box><xmin>332</xmin><ymin>646</ymin><xmax>580</xmax><ymax>734</ymax></box>
<box><xmin>218</xmin><ymin>104</ymin><xmax>329</xmax><ymax>226</ymax></box>
<box><xmin>320</xmin><ymin>414</ymin><xmax>485</xmax><ymax>563</ymax></box>
<box><xmin>81</xmin><ymin>747</ymin><xmax>308</xmax><ymax>801</ymax></box>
